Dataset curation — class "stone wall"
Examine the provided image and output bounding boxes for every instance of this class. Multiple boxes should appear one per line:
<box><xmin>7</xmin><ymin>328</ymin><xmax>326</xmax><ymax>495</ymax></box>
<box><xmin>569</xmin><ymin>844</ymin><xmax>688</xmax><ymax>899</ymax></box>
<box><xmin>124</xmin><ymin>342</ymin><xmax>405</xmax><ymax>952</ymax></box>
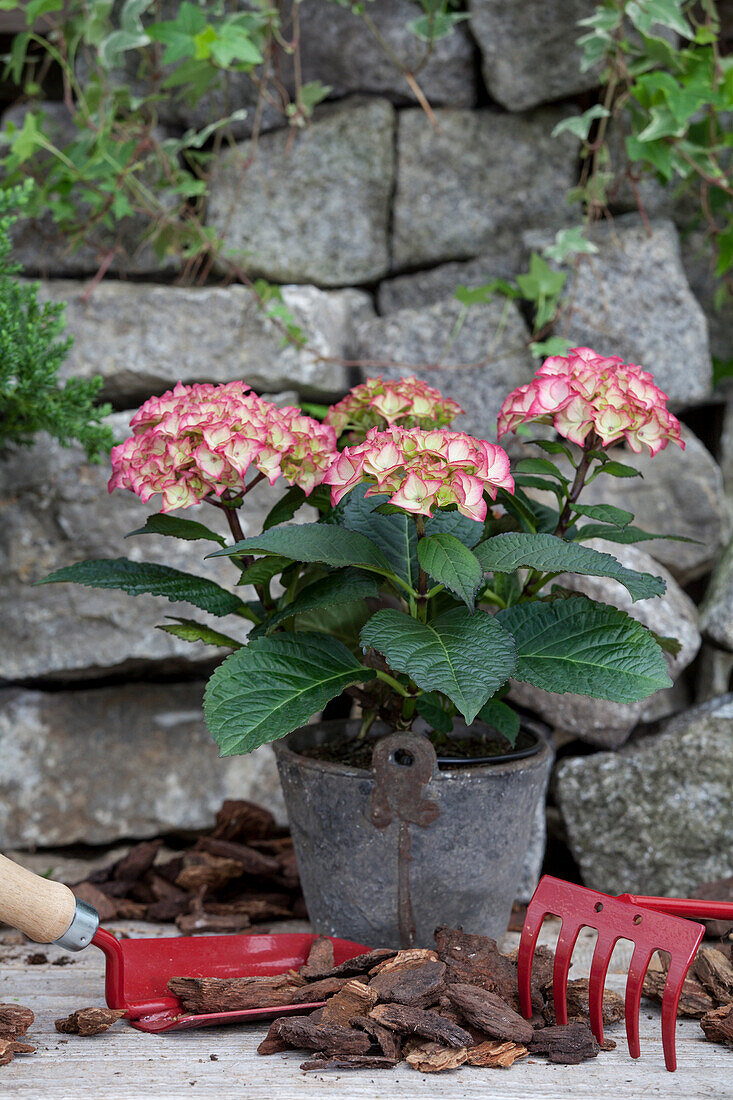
<box><xmin>1</xmin><ymin>1</ymin><xmax>732</xmax><ymax>899</ymax></box>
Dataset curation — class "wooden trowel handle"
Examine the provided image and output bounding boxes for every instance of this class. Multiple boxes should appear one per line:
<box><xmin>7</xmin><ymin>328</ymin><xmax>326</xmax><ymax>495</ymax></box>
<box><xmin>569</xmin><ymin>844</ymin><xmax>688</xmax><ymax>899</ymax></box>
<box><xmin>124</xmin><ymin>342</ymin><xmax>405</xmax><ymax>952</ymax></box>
<box><xmin>0</xmin><ymin>852</ymin><xmax>97</xmax><ymax>947</ymax></box>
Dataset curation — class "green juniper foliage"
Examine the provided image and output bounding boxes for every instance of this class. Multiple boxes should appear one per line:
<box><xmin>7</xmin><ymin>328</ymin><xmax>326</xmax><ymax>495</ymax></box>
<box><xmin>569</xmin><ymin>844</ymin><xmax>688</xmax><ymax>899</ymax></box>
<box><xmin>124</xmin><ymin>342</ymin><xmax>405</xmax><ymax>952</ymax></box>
<box><xmin>0</xmin><ymin>182</ymin><xmax>112</xmax><ymax>458</ymax></box>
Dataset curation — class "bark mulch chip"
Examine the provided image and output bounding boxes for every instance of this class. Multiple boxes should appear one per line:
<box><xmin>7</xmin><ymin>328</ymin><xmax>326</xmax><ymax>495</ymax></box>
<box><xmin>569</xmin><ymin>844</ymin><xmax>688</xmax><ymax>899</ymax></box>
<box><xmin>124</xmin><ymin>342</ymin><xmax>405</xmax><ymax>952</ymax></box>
<box><xmin>0</xmin><ymin>1005</ymin><xmax>34</xmax><ymax>1039</ymax></box>
<box><xmin>65</xmin><ymin>798</ymin><xmax>304</xmax><ymax>934</ymax></box>
<box><xmin>700</xmin><ymin>1003</ymin><xmax>733</xmax><ymax>1046</ymax></box>
<box><xmin>0</xmin><ymin>1005</ymin><xmax>36</xmax><ymax>1069</ymax></box>
<box><xmin>369</xmin><ymin>959</ymin><xmax>446</xmax><ymax>1007</ymax></box>
<box><xmin>0</xmin><ymin>1039</ymin><xmax>36</xmax><ymax>1066</ymax></box>
<box><xmin>446</xmin><ymin>982</ymin><xmax>534</xmax><ymax>1044</ymax></box>
<box><xmin>528</xmin><ymin>1021</ymin><xmax>600</xmax><ymax>1064</ymax></box>
<box><xmin>55</xmin><ymin>1008</ymin><xmax>126</xmax><ymax>1036</ymax></box>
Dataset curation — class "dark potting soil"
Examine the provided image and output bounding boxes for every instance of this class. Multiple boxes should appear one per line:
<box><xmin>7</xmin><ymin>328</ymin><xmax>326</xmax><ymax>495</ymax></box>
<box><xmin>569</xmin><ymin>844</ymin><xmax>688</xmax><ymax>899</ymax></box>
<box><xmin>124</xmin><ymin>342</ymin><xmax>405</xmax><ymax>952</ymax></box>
<box><xmin>300</xmin><ymin>728</ymin><xmax>539</xmax><ymax>770</ymax></box>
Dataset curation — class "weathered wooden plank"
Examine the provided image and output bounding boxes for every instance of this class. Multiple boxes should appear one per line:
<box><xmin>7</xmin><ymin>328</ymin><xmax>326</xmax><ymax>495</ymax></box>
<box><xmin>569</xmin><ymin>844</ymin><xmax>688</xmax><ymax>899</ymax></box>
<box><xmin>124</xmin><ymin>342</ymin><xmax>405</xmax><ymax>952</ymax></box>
<box><xmin>0</xmin><ymin>921</ymin><xmax>727</xmax><ymax>1099</ymax></box>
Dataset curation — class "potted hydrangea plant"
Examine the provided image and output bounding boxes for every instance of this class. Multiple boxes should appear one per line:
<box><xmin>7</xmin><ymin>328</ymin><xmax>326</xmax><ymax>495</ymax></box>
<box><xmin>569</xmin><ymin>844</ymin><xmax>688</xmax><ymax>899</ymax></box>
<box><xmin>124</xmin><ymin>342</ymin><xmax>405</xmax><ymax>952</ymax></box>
<box><xmin>40</xmin><ymin>348</ymin><xmax>684</xmax><ymax>946</ymax></box>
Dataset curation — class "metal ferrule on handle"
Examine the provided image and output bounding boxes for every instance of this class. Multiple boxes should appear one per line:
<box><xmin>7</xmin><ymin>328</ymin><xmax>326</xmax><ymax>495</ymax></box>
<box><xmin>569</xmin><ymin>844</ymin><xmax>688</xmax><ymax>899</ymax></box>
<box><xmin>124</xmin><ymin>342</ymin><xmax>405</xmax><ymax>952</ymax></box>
<box><xmin>53</xmin><ymin>899</ymin><xmax>100</xmax><ymax>951</ymax></box>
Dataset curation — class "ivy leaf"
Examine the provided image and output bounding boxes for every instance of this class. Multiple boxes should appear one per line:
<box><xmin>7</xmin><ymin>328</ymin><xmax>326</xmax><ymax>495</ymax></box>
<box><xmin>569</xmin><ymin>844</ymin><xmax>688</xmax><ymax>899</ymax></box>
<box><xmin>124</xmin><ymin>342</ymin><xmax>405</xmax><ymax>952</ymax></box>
<box><xmin>37</xmin><ymin>558</ymin><xmax>248</xmax><ymax>617</ymax></box>
<box><xmin>207</xmin><ymin>523</ymin><xmax>393</xmax><ymax>576</ymax></box>
<box><xmin>210</xmin><ymin>22</ymin><xmax>263</xmax><ymax>66</ymax></box>
<box><xmin>126</xmin><ymin>513</ymin><xmax>226</xmax><ymax>546</ymax></box>
<box><xmin>455</xmin><ymin>279</ymin><xmax>520</xmax><ymax>306</ymax></box>
<box><xmin>253</xmin><ymin>569</ymin><xmax>379</xmax><ymax>636</ymax></box>
<box><xmin>552</xmin><ymin>105</ymin><xmax>610</xmax><ymax>142</ymax></box>
<box><xmin>476</xmin><ymin>700</ymin><xmax>521</xmax><ymax>746</ymax></box>
<box><xmin>157</xmin><ymin>617</ymin><xmax>243</xmax><ymax>648</ymax></box>
<box><xmin>516</xmin><ymin>253</ymin><xmax>567</xmax><ymax>329</ymax></box>
<box><xmin>626</xmin><ymin>0</ymin><xmax>692</xmax><ymax>40</ymax></box>
<box><xmin>542</xmin><ymin>226</ymin><xmax>599</xmax><ymax>263</ymax></box>
<box><xmin>407</xmin><ymin>11</ymin><xmax>470</xmax><ymax>42</ymax></box>
<box><xmin>204</xmin><ymin>633</ymin><xmax>376</xmax><ymax>755</ymax></box>
<box><xmin>497</xmin><ymin>596</ymin><xmax>672</xmax><ymax>702</ymax></box>
<box><xmin>361</xmin><ymin>608</ymin><xmax>517</xmax><ymax>724</ymax></box>
<box><xmin>473</xmin><ymin>532</ymin><xmax>665</xmax><ymax>602</ymax></box>
<box><xmin>417</xmin><ymin>533</ymin><xmax>483</xmax><ymax>610</ymax></box>
<box><xmin>148</xmin><ymin>1</ymin><xmax>206</xmax><ymax>64</ymax></box>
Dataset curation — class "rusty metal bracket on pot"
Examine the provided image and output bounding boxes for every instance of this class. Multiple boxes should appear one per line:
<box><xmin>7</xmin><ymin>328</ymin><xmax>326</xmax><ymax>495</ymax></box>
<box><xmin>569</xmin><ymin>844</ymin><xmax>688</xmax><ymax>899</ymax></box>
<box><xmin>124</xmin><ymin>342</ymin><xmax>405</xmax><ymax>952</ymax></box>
<box><xmin>369</xmin><ymin>733</ymin><xmax>440</xmax><ymax>948</ymax></box>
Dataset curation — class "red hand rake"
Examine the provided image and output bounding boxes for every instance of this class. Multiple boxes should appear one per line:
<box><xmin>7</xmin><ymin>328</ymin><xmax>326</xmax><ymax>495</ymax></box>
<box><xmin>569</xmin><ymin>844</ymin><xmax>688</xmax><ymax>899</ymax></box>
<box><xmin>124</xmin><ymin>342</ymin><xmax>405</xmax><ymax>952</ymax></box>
<box><xmin>518</xmin><ymin>875</ymin><xmax>733</xmax><ymax>1071</ymax></box>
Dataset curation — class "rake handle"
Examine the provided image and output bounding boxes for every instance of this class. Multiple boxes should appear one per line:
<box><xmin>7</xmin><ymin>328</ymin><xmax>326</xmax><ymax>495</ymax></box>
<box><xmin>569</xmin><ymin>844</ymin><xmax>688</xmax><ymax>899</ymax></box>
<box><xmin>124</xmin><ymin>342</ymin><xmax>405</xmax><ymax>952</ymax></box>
<box><xmin>620</xmin><ymin>893</ymin><xmax>733</xmax><ymax>922</ymax></box>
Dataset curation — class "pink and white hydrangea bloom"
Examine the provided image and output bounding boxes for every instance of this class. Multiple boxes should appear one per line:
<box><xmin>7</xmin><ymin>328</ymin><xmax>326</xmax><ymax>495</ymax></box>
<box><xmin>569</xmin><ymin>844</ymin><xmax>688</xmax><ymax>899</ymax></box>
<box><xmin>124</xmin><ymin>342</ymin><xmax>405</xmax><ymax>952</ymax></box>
<box><xmin>325</xmin><ymin>425</ymin><xmax>514</xmax><ymax>522</ymax></box>
<box><xmin>325</xmin><ymin>375</ymin><xmax>464</xmax><ymax>437</ymax></box>
<box><xmin>109</xmin><ymin>381</ymin><xmax>337</xmax><ymax>511</ymax></box>
<box><xmin>497</xmin><ymin>347</ymin><xmax>684</xmax><ymax>456</ymax></box>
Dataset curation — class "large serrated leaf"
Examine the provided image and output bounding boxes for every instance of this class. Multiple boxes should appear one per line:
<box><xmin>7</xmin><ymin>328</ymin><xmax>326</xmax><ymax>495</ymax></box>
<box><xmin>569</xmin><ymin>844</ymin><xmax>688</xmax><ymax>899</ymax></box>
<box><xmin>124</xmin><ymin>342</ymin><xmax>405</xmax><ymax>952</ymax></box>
<box><xmin>474</xmin><ymin>532</ymin><xmax>665</xmax><ymax>602</ymax></box>
<box><xmin>262</xmin><ymin>485</ymin><xmax>308</xmax><ymax>531</ymax></box>
<box><xmin>236</xmin><ymin>555</ymin><xmax>293</xmax><ymax>586</ymax></box>
<box><xmin>204</xmin><ymin>632</ymin><xmax>376</xmax><ymax>755</ymax></box>
<box><xmin>497</xmin><ymin>596</ymin><xmax>672</xmax><ymax>702</ymax></box>
<box><xmin>206</xmin><ymin>523</ymin><xmax>392</xmax><ymax>576</ymax></box>
<box><xmin>335</xmin><ymin>484</ymin><xmax>483</xmax><ymax>587</ymax></box>
<box><xmin>126</xmin><ymin>512</ymin><xmax>226</xmax><ymax>546</ymax></box>
<box><xmin>572</xmin><ymin>523</ymin><xmax>698</xmax><ymax>545</ymax></box>
<box><xmin>254</xmin><ymin>569</ymin><xmax>378</xmax><ymax>636</ymax></box>
<box><xmin>157</xmin><ymin>618</ymin><xmax>243</xmax><ymax>648</ymax></box>
<box><xmin>37</xmin><ymin>558</ymin><xmax>247</xmax><ymax>617</ymax></box>
<box><xmin>360</xmin><ymin>608</ymin><xmax>517</xmax><ymax>724</ymax></box>
<box><xmin>476</xmin><ymin>700</ymin><xmax>521</xmax><ymax>746</ymax></box>
<box><xmin>417</xmin><ymin>533</ymin><xmax>483</xmax><ymax>610</ymax></box>
<box><xmin>571</xmin><ymin>503</ymin><xmax>634</xmax><ymax>528</ymax></box>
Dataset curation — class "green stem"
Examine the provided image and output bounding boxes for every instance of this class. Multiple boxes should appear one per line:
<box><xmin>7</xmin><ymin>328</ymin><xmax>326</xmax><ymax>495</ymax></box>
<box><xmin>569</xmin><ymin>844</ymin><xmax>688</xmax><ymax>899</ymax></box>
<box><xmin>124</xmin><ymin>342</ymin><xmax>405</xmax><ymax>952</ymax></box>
<box><xmin>554</xmin><ymin>435</ymin><xmax>599</xmax><ymax>539</ymax></box>
<box><xmin>375</xmin><ymin>669</ymin><xmax>410</xmax><ymax>697</ymax></box>
<box><xmin>400</xmin><ymin>694</ymin><xmax>417</xmax><ymax>724</ymax></box>
<box><xmin>414</xmin><ymin>514</ymin><xmax>429</xmax><ymax>624</ymax></box>
<box><xmin>480</xmin><ymin>588</ymin><xmax>508</xmax><ymax>609</ymax></box>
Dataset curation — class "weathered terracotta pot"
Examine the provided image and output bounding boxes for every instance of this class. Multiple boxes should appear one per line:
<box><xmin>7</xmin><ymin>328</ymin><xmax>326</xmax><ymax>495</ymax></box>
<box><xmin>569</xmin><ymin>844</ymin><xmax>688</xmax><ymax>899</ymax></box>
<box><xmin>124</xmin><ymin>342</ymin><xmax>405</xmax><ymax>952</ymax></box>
<box><xmin>274</xmin><ymin>718</ymin><xmax>551</xmax><ymax>948</ymax></box>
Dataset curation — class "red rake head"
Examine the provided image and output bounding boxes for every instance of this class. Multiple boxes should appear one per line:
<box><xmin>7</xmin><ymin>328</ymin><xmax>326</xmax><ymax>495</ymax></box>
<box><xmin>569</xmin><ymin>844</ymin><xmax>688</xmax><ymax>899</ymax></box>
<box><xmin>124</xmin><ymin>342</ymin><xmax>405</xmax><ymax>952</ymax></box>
<box><xmin>517</xmin><ymin>876</ymin><xmax>705</xmax><ymax>1072</ymax></box>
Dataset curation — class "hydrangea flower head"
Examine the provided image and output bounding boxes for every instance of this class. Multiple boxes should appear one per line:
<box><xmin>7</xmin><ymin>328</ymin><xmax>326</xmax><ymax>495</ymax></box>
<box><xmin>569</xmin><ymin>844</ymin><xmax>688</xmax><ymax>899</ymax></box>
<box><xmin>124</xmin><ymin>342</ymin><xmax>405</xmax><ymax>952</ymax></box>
<box><xmin>109</xmin><ymin>381</ymin><xmax>337</xmax><ymax>511</ymax></box>
<box><xmin>325</xmin><ymin>425</ymin><xmax>514</xmax><ymax>522</ymax></box>
<box><xmin>497</xmin><ymin>348</ymin><xmax>683</xmax><ymax>456</ymax></box>
<box><xmin>325</xmin><ymin>375</ymin><xmax>464</xmax><ymax>438</ymax></box>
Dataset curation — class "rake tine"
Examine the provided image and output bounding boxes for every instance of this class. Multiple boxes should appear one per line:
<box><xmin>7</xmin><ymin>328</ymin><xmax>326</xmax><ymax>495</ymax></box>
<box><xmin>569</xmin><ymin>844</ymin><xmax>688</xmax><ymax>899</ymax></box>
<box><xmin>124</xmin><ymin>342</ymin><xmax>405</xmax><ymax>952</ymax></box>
<box><xmin>587</xmin><ymin>931</ymin><xmax>618</xmax><ymax>1046</ymax></box>
<box><xmin>624</xmin><ymin>942</ymin><xmax>655</xmax><ymax>1059</ymax></box>
<box><xmin>517</xmin><ymin>897</ymin><xmax>548</xmax><ymax>1019</ymax></box>
<box><xmin>552</xmin><ymin>922</ymin><xmax>582</xmax><ymax>1026</ymax></box>
<box><xmin>660</xmin><ymin>928</ymin><xmax>704</xmax><ymax>1072</ymax></box>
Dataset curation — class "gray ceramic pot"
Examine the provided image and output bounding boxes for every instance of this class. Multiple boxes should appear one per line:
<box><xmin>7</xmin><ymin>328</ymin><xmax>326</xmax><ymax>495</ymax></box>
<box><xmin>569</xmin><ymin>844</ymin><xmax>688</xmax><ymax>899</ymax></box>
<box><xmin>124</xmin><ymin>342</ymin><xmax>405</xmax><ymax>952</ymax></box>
<box><xmin>274</xmin><ymin>719</ymin><xmax>551</xmax><ymax>948</ymax></box>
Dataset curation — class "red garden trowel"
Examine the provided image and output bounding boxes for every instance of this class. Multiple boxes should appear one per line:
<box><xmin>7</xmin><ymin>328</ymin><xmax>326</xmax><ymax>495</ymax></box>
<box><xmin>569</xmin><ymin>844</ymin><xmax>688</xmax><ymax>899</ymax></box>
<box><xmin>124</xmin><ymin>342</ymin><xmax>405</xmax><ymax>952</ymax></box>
<box><xmin>0</xmin><ymin>853</ymin><xmax>369</xmax><ymax>1033</ymax></box>
<box><xmin>517</xmin><ymin>874</ymin><xmax>733</xmax><ymax>1072</ymax></box>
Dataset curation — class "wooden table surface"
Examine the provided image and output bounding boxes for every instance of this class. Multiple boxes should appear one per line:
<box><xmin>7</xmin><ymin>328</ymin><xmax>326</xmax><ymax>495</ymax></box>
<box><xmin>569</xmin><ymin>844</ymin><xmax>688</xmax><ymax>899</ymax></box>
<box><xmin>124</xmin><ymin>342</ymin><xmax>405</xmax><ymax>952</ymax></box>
<box><xmin>0</xmin><ymin>919</ymin><xmax>730</xmax><ymax>1100</ymax></box>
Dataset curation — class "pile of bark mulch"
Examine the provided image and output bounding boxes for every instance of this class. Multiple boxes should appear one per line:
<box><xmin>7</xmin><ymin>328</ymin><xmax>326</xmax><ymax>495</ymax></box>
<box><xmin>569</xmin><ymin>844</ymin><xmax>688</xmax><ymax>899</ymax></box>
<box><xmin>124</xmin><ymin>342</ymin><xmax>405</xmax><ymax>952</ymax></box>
<box><xmin>0</xmin><ymin>1005</ymin><xmax>36</xmax><ymax>1067</ymax></box>
<box><xmin>640</xmin><ymin>874</ymin><xmax>733</xmax><ymax>1049</ymax></box>
<box><xmin>167</xmin><ymin>926</ymin><xmax>625</xmax><ymax>1074</ymax></box>
<box><xmin>69</xmin><ymin>800</ymin><xmax>305</xmax><ymax>935</ymax></box>
<box><xmin>643</xmin><ymin>940</ymin><xmax>733</xmax><ymax>1049</ymax></box>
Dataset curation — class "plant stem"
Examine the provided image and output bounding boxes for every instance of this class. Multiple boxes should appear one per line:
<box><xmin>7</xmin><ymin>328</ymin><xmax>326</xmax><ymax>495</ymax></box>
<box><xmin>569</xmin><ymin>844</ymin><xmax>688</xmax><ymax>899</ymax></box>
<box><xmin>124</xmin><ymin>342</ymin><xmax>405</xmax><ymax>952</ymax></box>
<box><xmin>414</xmin><ymin>514</ymin><xmax>429</xmax><ymax>623</ymax></box>
<box><xmin>554</xmin><ymin>436</ymin><xmax>598</xmax><ymax>538</ymax></box>
<box><xmin>375</xmin><ymin>669</ymin><xmax>410</xmax><ymax>697</ymax></box>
